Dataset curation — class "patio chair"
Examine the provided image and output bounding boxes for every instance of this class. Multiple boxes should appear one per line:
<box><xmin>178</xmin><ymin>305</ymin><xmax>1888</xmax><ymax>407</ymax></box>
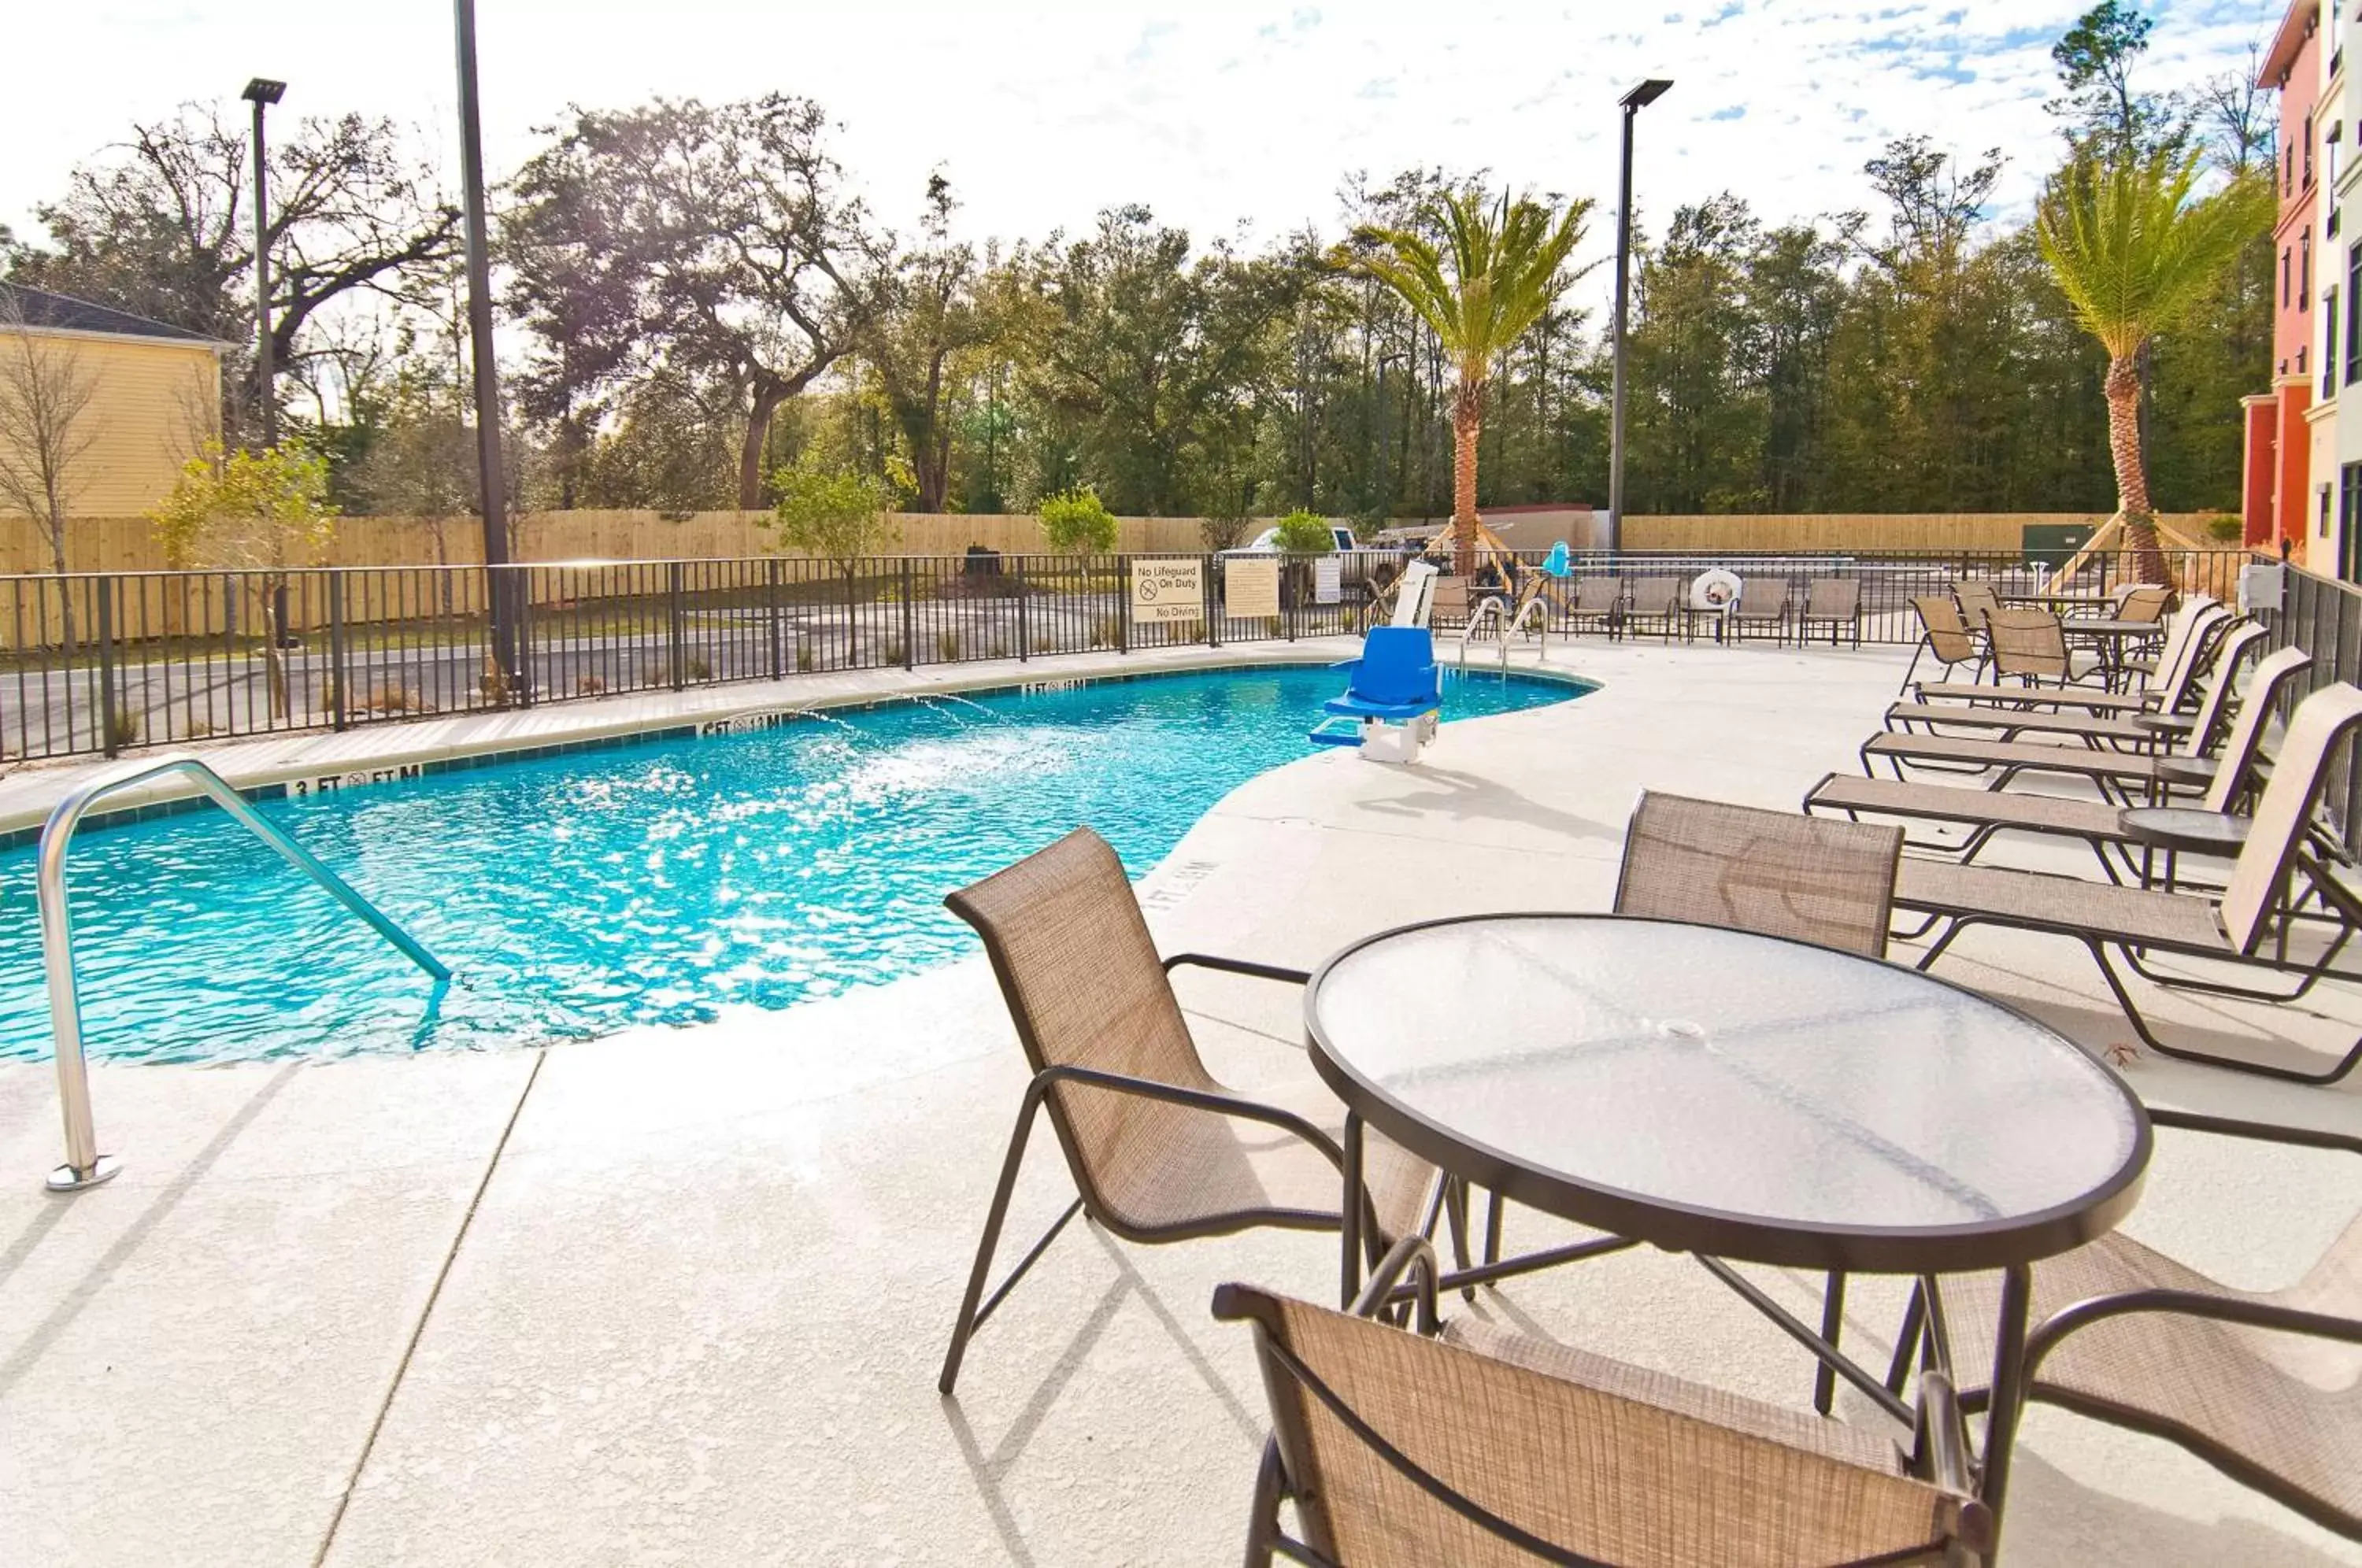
<box><xmin>1812</xmin><ymin>644</ymin><xmax>2311</xmax><ymax>880</ymax></box>
<box><xmin>1912</xmin><ymin>1109</ymin><xmax>2362</xmax><ymax>1544</ymax></box>
<box><xmin>1983</xmin><ymin>608</ymin><xmax>2108</xmax><ymax>687</ymax></box>
<box><xmin>1726</xmin><ymin>579</ymin><xmax>1794</xmax><ymax>644</ymax></box>
<box><xmin>1797</xmin><ymin>577</ymin><xmax>1864</xmax><ymax>647</ymax></box>
<box><xmin>1427</xmin><ymin>576</ymin><xmax>1472</xmax><ymax>629</ymax></box>
<box><xmin>1616</xmin><ymin>790</ymin><xmax>1904</xmax><ymax>960</ymax></box>
<box><xmin>1624</xmin><ymin>575</ymin><xmax>1683</xmax><ymax>641</ymax></box>
<box><xmin>1564</xmin><ymin>575</ymin><xmax>1624</xmax><ymax>638</ymax></box>
<box><xmin>1914</xmin><ymin>598</ymin><xmax>2228</xmax><ymax>716</ymax></box>
<box><xmin>1895</xmin><ymin>680</ymin><xmax>2362</xmax><ymax>1084</ymax></box>
<box><xmin>1882</xmin><ymin>621</ymin><xmax>2266</xmax><ymax>751</ymax></box>
<box><xmin>1214</xmin><ymin>1237</ymin><xmax>1991</xmax><ymax>1567</ymax></box>
<box><xmin>936</xmin><ymin>827</ymin><xmax>1438</xmax><ymax>1394</ymax></box>
<box><xmin>1953</xmin><ymin>580</ymin><xmax>2001</xmax><ymax>633</ymax></box>
<box><xmin>1899</xmin><ymin>594</ymin><xmax>1983</xmax><ymax>695</ymax></box>
<box><xmin>2115</xmin><ymin>583</ymin><xmax>2172</xmax><ymax>624</ymax></box>
<box><xmin>1859</xmin><ymin>625</ymin><xmax>2255</xmax><ymax>803</ymax></box>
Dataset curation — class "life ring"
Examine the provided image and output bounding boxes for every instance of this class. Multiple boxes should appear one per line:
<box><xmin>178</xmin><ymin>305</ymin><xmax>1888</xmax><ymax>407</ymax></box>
<box><xmin>1689</xmin><ymin>568</ymin><xmax>1742</xmax><ymax>612</ymax></box>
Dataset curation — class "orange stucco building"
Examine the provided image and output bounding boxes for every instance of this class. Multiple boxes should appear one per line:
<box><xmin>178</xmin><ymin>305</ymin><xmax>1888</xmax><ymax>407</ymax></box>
<box><xmin>2244</xmin><ymin>0</ymin><xmax>2323</xmax><ymax>564</ymax></box>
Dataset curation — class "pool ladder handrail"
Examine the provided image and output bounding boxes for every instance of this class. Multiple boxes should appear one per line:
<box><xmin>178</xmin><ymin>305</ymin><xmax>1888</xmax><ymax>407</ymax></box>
<box><xmin>39</xmin><ymin>753</ymin><xmax>451</xmax><ymax>1193</ymax></box>
<box><xmin>1455</xmin><ymin>595</ymin><xmax>1550</xmax><ymax>670</ymax></box>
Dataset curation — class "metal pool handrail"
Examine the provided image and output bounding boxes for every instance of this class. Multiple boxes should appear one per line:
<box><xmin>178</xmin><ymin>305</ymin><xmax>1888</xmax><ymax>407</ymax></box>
<box><xmin>38</xmin><ymin>753</ymin><xmax>450</xmax><ymax>1193</ymax></box>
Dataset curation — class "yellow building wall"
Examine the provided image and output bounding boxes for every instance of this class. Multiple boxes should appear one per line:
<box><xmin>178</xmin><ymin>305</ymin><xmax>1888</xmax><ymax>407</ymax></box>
<box><xmin>0</xmin><ymin>332</ymin><xmax>221</xmax><ymax>520</ymax></box>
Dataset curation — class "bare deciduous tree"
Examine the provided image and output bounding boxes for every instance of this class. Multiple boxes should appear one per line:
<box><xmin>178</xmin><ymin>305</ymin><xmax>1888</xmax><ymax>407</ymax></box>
<box><xmin>0</xmin><ymin>292</ymin><xmax>103</xmax><ymax>649</ymax></box>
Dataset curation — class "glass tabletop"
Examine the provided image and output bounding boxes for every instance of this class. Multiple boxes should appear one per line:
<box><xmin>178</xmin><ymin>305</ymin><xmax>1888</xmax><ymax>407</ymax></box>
<box><xmin>1306</xmin><ymin>915</ymin><xmax>2149</xmax><ymax>1270</ymax></box>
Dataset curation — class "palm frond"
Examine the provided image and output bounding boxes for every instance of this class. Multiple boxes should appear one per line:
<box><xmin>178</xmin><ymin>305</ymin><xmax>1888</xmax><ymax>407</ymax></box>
<box><xmin>1349</xmin><ymin>183</ymin><xmax>1594</xmax><ymax>380</ymax></box>
<box><xmin>2036</xmin><ymin>146</ymin><xmax>2273</xmax><ymax>360</ymax></box>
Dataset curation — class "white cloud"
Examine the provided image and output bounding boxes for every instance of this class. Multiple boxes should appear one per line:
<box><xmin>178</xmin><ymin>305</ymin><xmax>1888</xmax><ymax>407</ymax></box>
<box><xmin>4</xmin><ymin>0</ymin><xmax>2281</xmax><ymax>316</ymax></box>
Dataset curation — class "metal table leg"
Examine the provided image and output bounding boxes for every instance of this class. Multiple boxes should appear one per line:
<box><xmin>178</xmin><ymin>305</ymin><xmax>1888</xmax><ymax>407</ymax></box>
<box><xmin>1978</xmin><ymin>1263</ymin><xmax>2035</xmax><ymax>1556</ymax></box>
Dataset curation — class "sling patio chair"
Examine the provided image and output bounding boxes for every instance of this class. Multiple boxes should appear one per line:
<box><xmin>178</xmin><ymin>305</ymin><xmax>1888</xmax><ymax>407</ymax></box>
<box><xmin>1214</xmin><ymin>1236</ymin><xmax>1993</xmax><ymax>1568</ymax></box>
<box><xmin>1898</xmin><ymin>594</ymin><xmax>1985</xmax><ymax>695</ymax></box>
<box><xmin>1982</xmin><ymin>607</ymin><xmax>2109</xmax><ymax>688</ymax></box>
<box><xmin>1953</xmin><ymin>579</ymin><xmax>2002</xmax><ymax>634</ymax></box>
<box><xmin>936</xmin><ymin>827</ymin><xmax>1440</xmax><ymax>1395</ymax></box>
<box><xmin>1901</xmin><ymin>1109</ymin><xmax>2362</xmax><ymax>1546</ymax></box>
<box><xmin>1727</xmin><ymin>578</ymin><xmax>1794</xmax><ymax>643</ymax></box>
<box><xmin>1811</xmin><ymin>644</ymin><xmax>2311</xmax><ymax>884</ymax></box>
<box><xmin>1468</xmin><ymin>792</ymin><xmax>1905</xmax><ymax>1415</ymax></box>
<box><xmin>1894</xmin><ymin>680</ymin><xmax>2362</xmax><ymax>1085</ymax></box>
<box><xmin>1624</xmin><ymin>575</ymin><xmax>1684</xmax><ymax>641</ymax></box>
<box><xmin>1426</xmin><ymin>576</ymin><xmax>1473</xmax><ymax>629</ymax></box>
<box><xmin>1564</xmin><ymin>574</ymin><xmax>1625</xmax><ymax>638</ymax></box>
<box><xmin>1913</xmin><ymin>597</ymin><xmax>2227</xmax><ymax>716</ymax></box>
<box><xmin>1797</xmin><ymin>577</ymin><xmax>1864</xmax><ymax>647</ymax></box>
<box><xmin>1858</xmin><ymin>626</ymin><xmax>2256</xmax><ymax>805</ymax></box>
<box><xmin>1880</xmin><ymin>621</ymin><xmax>2265</xmax><ymax>752</ymax></box>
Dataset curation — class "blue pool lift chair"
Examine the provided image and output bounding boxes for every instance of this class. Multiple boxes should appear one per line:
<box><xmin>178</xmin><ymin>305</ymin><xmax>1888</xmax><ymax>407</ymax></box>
<box><xmin>1310</xmin><ymin>627</ymin><xmax>1442</xmax><ymax>762</ymax></box>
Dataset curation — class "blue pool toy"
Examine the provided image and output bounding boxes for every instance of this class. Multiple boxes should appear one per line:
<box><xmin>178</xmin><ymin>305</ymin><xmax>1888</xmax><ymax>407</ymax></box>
<box><xmin>1309</xmin><ymin>627</ymin><xmax>1442</xmax><ymax>761</ymax></box>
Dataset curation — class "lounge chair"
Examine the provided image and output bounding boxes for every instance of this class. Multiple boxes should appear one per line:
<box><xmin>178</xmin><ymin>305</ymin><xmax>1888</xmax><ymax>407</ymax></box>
<box><xmin>936</xmin><ymin>827</ymin><xmax>1438</xmax><ymax>1393</ymax></box>
<box><xmin>1914</xmin><ymin>597</ymin><xmax>2227</xmax><ymax>715</ymax></box>
<box><xmin>1214</xmin><ymin>1237</ymin><xmax>1992</xmax><ymax>1567</ymax></box>
<box><xmin>1564</xmin><ymin>575</ymin><xmax>1623</xmax><ymax>638</ymax></box>
<box><xmin>1811</xmin><ymin>644</ymin><xmax>2312</xmax><ymax>879</ymax></box>
<box><xmin>1858</xmin><ymin>629</ymin><xmax>2254</xmax><ymax>803</ymax></box>
<box><xmin>1895</xmin><ymin>681</ymin><xmax>2362</xmax><ymax>1083</ymax></box>
<box><xmin>1923</xmin><ymin>1111</ymin><xmax>2362</xmax><ymax>1545</ymax></box>
<box><xmin>1624</xmin><ymin>575</ymin><xmax>1683</xmax><ymax>641</ymax></box>
<box><xmin>1797</xmin><ymin>577</ymin><xmax>1864</xmax><ymax>647</ymax></box>
<box><xmin>1898</xmin><ymin>594</ymin><xmax>1983</xmax><ymax>694</ymax></box>
<box><xmin>1882</xmin><ymin>621</ymin><xmax>2265</xmax><ymax>749</ymax></box>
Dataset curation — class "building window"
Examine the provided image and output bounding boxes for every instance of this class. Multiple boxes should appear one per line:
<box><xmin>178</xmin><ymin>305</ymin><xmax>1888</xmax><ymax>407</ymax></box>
<box><xmin>2304</xmin><ymin>229</ymin><xmax>2314</xmax><ymax>305</ymax></box>
<box><xmin>2330</xmin><ymin>289</ymin><xmax>2342</xmax><ymax>398</ymax></box>
<box><xmin>2289</xmin><ymin>139</ymin><xmax>2298</xmax><ymax>196</ymax></box>
<box><xmin>2307</xmin><ymin>113</ymin><xmax>2317</xmax><ymax>188</ymax></box>
<box><xmin>2286</xmin><ymin>246</ymin><xmax>2294</xmax><ymax>307</ymax></box>
<box><xmin>2343</xmin><ymin>468</ymin><xmax>2362</xmax><ymax>582</ymax></box>
<box><xmin>2348</xmin><ymin>244</ymin><xmax>2362</xmax><ymax>383</ymax></box>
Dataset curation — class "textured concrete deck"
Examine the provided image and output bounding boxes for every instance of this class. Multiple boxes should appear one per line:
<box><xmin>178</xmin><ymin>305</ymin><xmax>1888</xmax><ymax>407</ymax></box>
<box><xmin>2</xmin><ymin>638</ymin><xmax>2358</xmax><ymax>1566</ymax></box>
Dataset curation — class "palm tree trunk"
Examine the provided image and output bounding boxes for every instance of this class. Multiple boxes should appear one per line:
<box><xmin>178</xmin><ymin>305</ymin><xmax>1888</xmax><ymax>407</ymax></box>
<box><xmin>2105</xmin><ymin>353</ymin><xmax>2171</xmax><ymax>586</ymax></box>
<box><xmin>1450</xmin><ymin>379</ymin><xmax>1483</xmax><ymax>578</ymax></box>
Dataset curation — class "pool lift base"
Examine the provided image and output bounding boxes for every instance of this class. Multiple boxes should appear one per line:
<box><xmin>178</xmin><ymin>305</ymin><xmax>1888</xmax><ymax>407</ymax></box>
<box><xmin>47</xmin><ymin>1156</ymin><xmax>121</xmax><ymax>1193</ymax></box>
<box><xmin>1308</xmin><ymin>712</ymin><xmax>1438</xmax><ymax>764</ymax></box>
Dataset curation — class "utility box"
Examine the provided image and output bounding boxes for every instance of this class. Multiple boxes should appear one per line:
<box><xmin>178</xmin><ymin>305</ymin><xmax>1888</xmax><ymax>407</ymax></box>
<box><xmin>2020</xmin><ymin>523</ymin><xmax>2094</xmax><ymax>569</ymax></box>
<box><xmin>2239</xmin><ymin>562</ymin><xmax>2286</xmax><ymax>613</ymax></box>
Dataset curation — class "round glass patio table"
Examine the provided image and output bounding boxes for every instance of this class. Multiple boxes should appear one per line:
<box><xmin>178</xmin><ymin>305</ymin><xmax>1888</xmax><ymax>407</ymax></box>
<box><xmin>1304</xmin><ymin>913</ymin><xmax>2150</xmax><ymax>1276</ymax></box>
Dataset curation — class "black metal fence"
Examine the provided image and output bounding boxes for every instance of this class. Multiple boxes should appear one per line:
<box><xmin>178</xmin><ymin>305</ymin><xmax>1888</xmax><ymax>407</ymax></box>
<box><xmin>0</xmin><ymin>545</ymin><xmax>2256</xmax><ymax>764</ymax></box>
<box><xmin>2253</xmin><ymin>557</ymin><xmax>2362</xmax><ymax>845</ymax></box>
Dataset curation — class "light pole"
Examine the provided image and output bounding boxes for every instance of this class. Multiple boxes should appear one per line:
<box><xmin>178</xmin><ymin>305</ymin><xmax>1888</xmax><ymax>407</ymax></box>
<box><xmin>240</xmin><ymin>78</ymin><xmax>285</xmax><ymax>448</ymax></box>
<box><xmin>453</xmin><ymin>0</ymin><xmax>521</xmax><ymax>700</ymax></box>
<box><xmin>1607</xmin><ymin>77</ymin><xmax>1670</xmax><ymax>557</ymax></box>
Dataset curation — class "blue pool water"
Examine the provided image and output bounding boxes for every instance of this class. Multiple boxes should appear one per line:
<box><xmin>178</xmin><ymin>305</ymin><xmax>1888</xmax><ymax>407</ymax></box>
<box><xmin>0</xmin><ymin>665</ymin><xmax>1581</xmax><ymax>1063</ymax></box>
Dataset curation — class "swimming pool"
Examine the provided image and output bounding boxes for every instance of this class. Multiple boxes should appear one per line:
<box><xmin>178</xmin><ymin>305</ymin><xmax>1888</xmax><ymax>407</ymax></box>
<box><xmin>0</xmin><ymin>664</ymin><xmax>1583</xmax><ymax>1063</ymax></box>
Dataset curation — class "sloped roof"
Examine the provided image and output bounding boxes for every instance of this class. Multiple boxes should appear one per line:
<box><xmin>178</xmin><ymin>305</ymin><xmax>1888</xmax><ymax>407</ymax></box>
<box><xmin>0</xmin><ymin>283</ymin><xmax>227</xmax><ymax>348</ymax></box>
<box><xmin>2260</xmin><ymin>0</ymin><xmax>2316</xmax><ymax>88</ymax></box>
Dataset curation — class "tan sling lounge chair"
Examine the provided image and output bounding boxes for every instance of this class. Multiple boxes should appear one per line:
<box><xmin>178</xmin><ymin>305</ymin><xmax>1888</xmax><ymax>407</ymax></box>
<box><xmin>1899</xmin><ymin>594</ymin><xmax>1984</xmax><ymax>694</ymax></box>
<box><xmin>936</xmin><ymin>827</ymin><xmax>1438</xmax><ymax>1393</ymax></box>
<box><xmin>1882</xmin><ymin>621</ymin><xmax>2264</xmax><ymax>749</ymax></box>
<box><xmin>1895</xmin><ymin>682</ymin><xmax>2362</xmax><ymax>1085</ymax></box>
<box><xmin>1810</xmin><ymin>644</ymin><xmax>2310</xmax><ymax>880</ymax></box>
<box><xmin>1914</xmin><ymin>598</ymin><xmax>2228</xmax><ymax>714</ymax></box>
<box><xmin>1215</xmin><ymin>1237</ymin><xmax>1992</xmax><ymax>1567</ymax></box>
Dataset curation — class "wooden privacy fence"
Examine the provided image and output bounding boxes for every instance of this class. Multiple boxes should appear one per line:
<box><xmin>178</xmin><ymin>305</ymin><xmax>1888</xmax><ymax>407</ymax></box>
<box><xmin>8</xmin><ymin>508</ymin><xmax>2237</xmax><ymax>574</ymax></box>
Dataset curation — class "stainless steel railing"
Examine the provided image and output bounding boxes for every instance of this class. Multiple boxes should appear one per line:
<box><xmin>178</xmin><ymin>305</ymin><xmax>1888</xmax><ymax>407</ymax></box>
<box><xmin>39</xmin><ymin>753</ymin><xmax>450</xmax><ymax>1192</ymax></box>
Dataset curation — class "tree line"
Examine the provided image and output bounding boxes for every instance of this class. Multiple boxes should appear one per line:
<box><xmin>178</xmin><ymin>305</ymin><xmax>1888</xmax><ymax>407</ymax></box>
<box><xmin>0</xmin><ymin>2</ymin><xmax>2273</xmax><ymax>539</ymax></box>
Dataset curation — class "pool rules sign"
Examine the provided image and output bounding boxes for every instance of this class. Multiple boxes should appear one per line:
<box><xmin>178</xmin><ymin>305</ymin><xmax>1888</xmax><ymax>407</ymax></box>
<box><xmin>1131</xmin><ymin>557</ymin><xmax>1206</xmax><ymax>624</ymax></box>
<box><xmin>1224</xmin><ymin>557</ymin><xmax>1280</xmax><ymax>619</ymax></box>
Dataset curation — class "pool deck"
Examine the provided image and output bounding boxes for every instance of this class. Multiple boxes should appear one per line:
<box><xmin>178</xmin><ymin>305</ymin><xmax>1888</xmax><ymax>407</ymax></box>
<box><xmin>3</xmin><ymin>636</ymin><xmax>2360</xmax><ymax>1566</ymax></box>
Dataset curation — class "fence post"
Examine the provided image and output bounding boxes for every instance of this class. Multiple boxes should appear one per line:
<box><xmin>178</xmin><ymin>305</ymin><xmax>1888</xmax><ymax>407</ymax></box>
<box><xmin>1285</xmin><ymin>560</ymin><xmax>1297</xmax><ymax>643</ymax></box>
<box><xmin>93</xmin><ymin>577</ymin><xmax>119</xmax><ymax>757</ymax></box>
<box><xmin>1016</xmin><ymin>557</ymin><xmax>1029</xmax><ymax>661</ymax></box>
<box><xmin>766</xmin><ymin>557</ymin><xmax>783</xmax><ymax>679</ymax></box>
<box><xmin>328</xmin><ymin>572</ymin><xmax>349</xmax><ymax>731</ymax></box>
<box><xmin>900</xmin><ymin>560</ymin><xmax>916</xmax><ymax>670</ymax></box>
<box><xmin>1118</xmin><ymin>556</ymin><xmax>1131</xmax><ymax>653</ymax></box>
<box><xmin>668</xmin><ymin>560</ymin><xmax>686</xmax><ymax>691</ymax></box>
<box><xmin>513</xmin><ymin>568</ymin><xmax>534</xmax><ymax>705</ymax></box>
<box><xmin>1205</xmin><ymin>553</ymin><xmax>1220</xmax><ymax>649</ymax></box>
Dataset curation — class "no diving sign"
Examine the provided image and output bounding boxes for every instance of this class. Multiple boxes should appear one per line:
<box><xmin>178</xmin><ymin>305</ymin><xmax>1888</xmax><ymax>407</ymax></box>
<box><xmin>1131</xmin><ymin>557</ymin><xmax>1205</xmax><ymax>624</ymax></box>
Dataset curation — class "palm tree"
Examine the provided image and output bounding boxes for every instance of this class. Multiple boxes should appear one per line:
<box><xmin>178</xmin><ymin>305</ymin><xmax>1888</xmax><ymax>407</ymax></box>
<box><xmin>1349</xmin><ymin>186</ymin><xmax>1591</xmax><ymax>575</ymax></box>
<box><xmin>2036</xmin><ymin>146</ymin><xmax>2272</xmax><ymax>584</ymax></box>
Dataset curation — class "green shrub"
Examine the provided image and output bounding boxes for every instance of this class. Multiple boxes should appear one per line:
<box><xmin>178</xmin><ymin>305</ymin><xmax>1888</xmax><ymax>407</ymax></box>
<box><xmin>937</xmin><ymin>629</ymin><xmax>963</xmax><ymax>662</ymax></box>
<box><xmin>796</xmin><ymin>644</ymin><xmax>816</xmax><ymax>673</ymax></box>
<box><xmin>1272</xmin><ymin>509</ymin><xmax>1335</xmax><ymax>553</ymax></box>
<box><xmin>2204</xmin><ymin>513</ymin><xmax>2242</xmax><ymax>542</ymax></box>
<box><xmin>1091</xmin><ymin>612</ymin><xmax>1124</xmax><ymax>648</ymax></box>
<box><xmin>767</xmin><ymin>466</ymin><xmax>893</xmax><ymax>568</ymax></box>
<box><xmin>1039</xmin><ymin>487</ymin><xmax>1118</xmax><ymax>555</ymax></box>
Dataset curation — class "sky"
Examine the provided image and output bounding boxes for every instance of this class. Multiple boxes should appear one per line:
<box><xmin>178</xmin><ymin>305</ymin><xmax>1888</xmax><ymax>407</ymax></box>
<box><xmin>2</xmin><ymin>0</ymin><xmax>2283</xmax><ymax>295</ymax></box>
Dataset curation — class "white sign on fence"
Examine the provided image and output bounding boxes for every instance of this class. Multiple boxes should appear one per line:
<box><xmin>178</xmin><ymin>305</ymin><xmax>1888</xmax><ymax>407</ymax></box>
<box><xmin>1224</xmin><ymin>556</ymin><xmax>1280</xmax><ymax>619</ymax></box>
<box><xmin>1131</xmin><ymin>557</ymin><xmax>1205</xmax><ymax>624</ymax></box>
<box><xmin>1313</xmin><ymin>557</ymin><xmax>1343</xmax><ymax>605</ymax></box>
